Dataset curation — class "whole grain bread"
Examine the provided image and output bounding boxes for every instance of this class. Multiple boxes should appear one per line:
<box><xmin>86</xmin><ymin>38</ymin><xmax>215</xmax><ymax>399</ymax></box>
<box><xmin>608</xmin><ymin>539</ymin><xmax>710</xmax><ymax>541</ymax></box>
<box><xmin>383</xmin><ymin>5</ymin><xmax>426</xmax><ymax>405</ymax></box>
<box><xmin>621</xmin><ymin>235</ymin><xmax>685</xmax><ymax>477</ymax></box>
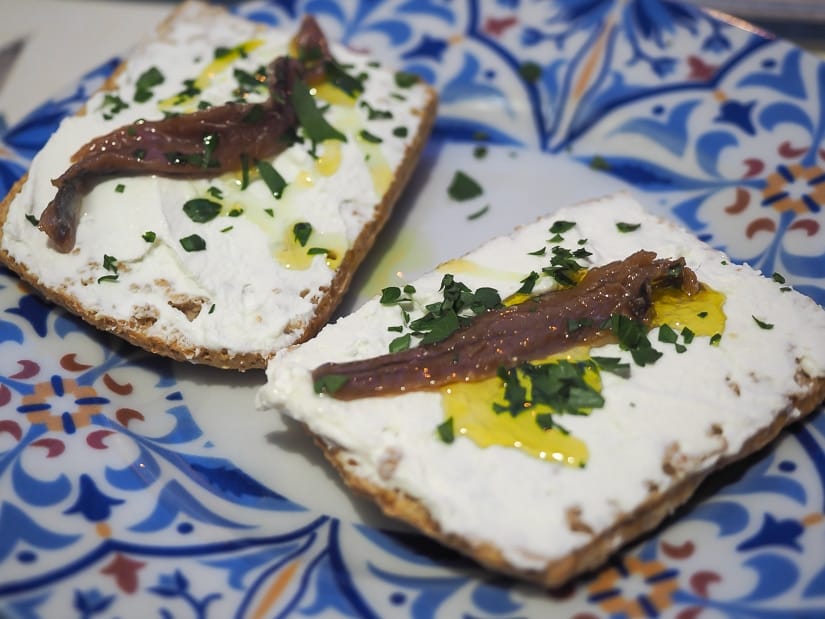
<box><xmin>0</xmin><ymin>0</ymin><xmax>437</xmax><ymax>370</ymax></box>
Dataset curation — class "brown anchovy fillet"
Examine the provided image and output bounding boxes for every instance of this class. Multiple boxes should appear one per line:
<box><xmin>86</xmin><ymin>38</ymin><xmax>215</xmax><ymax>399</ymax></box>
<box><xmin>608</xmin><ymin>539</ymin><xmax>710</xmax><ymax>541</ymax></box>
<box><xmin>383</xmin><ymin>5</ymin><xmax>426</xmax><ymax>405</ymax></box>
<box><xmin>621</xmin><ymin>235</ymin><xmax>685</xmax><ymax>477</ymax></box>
<box><xmin>313</xmin><ymin>251</ymin><xmax>700</xmax><ymax>400</ymax></box>
<box><xmin>39</xmin><ymin>16</ymin><xmax>332</xmax><ymax>253</ymax></box>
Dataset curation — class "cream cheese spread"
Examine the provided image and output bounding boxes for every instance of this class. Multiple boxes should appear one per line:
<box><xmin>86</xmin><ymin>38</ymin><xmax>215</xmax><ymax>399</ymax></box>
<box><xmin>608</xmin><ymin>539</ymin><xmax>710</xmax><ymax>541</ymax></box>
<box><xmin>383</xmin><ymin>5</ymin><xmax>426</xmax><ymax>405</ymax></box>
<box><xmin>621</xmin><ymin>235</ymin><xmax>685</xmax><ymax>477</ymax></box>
<box><xmin>257</xmin><ymin>193</ymin><xmax>825</xmax><ymax>572</ymax></box>
<box><xmin>1</xmin><ymin>2</ymin><xmax>432</xmax><ymax>361</ymax></box>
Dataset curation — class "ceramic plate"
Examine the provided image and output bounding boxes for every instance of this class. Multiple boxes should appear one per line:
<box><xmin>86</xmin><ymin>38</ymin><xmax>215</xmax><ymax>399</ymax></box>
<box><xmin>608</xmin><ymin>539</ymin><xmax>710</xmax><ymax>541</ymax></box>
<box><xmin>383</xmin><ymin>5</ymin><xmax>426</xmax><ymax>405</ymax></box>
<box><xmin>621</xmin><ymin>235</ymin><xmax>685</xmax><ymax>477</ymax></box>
<box><xmin>1</xmin><ymin>1</ymin><xmax>824</xmax><ymax>617</ymax></box>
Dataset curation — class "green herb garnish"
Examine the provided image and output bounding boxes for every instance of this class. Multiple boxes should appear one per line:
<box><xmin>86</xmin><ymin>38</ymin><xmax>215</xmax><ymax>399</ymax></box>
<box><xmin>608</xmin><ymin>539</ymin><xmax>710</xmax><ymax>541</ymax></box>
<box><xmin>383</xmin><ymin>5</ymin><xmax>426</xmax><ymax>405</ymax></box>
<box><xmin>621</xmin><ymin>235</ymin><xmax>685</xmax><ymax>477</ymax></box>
<box><xmin>134</xmin><ymin>66</ymin><xmax>164</xmax><ymax>103</ymax></box>
<box><xmin>183</xmin><ymin>198</ymin><xmax>222</xmax><ymax>223</ymax></box>
<box><xmin>293</xmin><ymin>222</ymin><xmax>312</xmax><ymax>247</ymax></box>
<box><xmin>394</xmin><ymin>71</ymin><xmax>418</xmax><ymax>88</ymax></box>
<box><xmin>608</xmin><ymin>314</ymin><xmax>662</xmax><ymax>366</ymax></box>
<box><xmin>518</xmin><ymin>61</ymin><xmax>542</xmax><ymax>83</ymax></box>
<box><xmin>392</xmin><ymin>126</ymin><xmax>408</xmax><ymax>138</ymax></box>
<box><xmin>359</xmin><ymin>100</ymin><xmax>392</xmax><ymax>120</ymax></box>
<box><xmin>389</xmin><ymin>333</ymin><xmax>412</xmax><ymax>353</ymax></box>
<box><xmin>101</xmin><ymin>93</ymin><xmax>129</xmax><ymax>120</ymax></box>
<box><xmin>467</xmin><ymin>205</ymin><xmax>490</xmax><ymax>220</ymax></box>
<box><xmin>180</xmin><ymin>234</ymin><xmax>206</xmax><ymax>252</ymax></box>
<box><xmin>142</xmin><ymin>231</ymin><xmax>156</xmax><ymax>243</ymax></box>
<box><xmin>447</xmin><ymin>170</ymin><xmax>483</xmax><ymax>201</ymax></box>
<box><xmin>752</xmin><ymin>315</ymin><xmax>774</xmax><ymax>330</ymax></box>
<box><xmin>436</xmin><ymin>417</ymin><xmax>455</xmax><ymax>444</ymax></box>
<box><xmin>616</xmin><ymin>222</ymin><xmax>641</xmax><ymax>233</ymax></box>
<box><xmin>257</xmin><ymin>160</ymin><xmax>287</xmax><ymax>198</ymax></box>
<box><xmin>290</xmin><ymin>78</ymin><xmax>347</xmax><ymax>147</ymax></box>
<box><xmin>359</xmin><ymin>129</ymin><xmax>383</xmax><ymax>144</ymax></box>
<box><xmin>313</xmin><ymin>374</ymin><xmax>348</xmax><ymax>395</ymax></box>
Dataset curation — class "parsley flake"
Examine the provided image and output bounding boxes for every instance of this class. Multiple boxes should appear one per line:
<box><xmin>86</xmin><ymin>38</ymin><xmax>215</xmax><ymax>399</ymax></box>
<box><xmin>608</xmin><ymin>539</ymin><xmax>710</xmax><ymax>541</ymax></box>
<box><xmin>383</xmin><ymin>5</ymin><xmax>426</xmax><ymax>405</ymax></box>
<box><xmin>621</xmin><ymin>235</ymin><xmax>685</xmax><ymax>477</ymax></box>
<box><xmin>447</xmin><ymin>170</ymin><xmax>483</xmax><ymax>201</ymax></box>
<box><xmin>616</xmin><ymin>222</ymin><xmax>641</xmax><ymax>233</ymax></box>
<box><xmin>436</xmin><ymin>417</ymin><xmax>455</xmax><ymax>444</ymax></box>
<box><xmin>518</xmin><ymin>61</ymin><xmax>542</xmax><ymax>83</ymax></box>
<box><xmin>314</xmin><ymin>374</ymin><xmax>348</xmax><ymax>395</ymax></box>
<box><xmin>293</xmin><ymin>222</ymin><xmax>312</xmax><ymax>247</ymax></box>
<box><xmin>134</xmin><ymin>66</ymin><xmax>164</xmax><ymax>103</ymax></box>
<box><xmin>180</xmin><ymin>234</ymin><xmax>206</xmax><ymax>252</ymax></box>
<box><xmin>183</xmin><ymin>198</ymin><xmax>222</xmax><ymax>223</ymax></box>
<box><xmin>290</xmin><ymin>78</ymin><xmax>346</xmax><ymax>147</ymax></box>
<box><xmin>752</xmin><ymin>315</ymin><xmax>774</xmax><ymax>330</ymax></box>
<box><xmin>257</xmin><ymin>160</ymin><xmax>287</xmax><ymax>199</ymax></box>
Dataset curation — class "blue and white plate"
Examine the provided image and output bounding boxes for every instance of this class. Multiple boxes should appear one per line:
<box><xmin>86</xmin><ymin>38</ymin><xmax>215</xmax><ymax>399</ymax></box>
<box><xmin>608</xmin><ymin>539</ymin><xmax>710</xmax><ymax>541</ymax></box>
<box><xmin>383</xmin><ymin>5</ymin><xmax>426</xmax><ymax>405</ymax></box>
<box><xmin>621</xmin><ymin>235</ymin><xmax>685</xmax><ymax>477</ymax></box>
<box><xmin>1</xmin><ymin>1</ymin><xmax>824</xmax><ymax>617</ymax></box>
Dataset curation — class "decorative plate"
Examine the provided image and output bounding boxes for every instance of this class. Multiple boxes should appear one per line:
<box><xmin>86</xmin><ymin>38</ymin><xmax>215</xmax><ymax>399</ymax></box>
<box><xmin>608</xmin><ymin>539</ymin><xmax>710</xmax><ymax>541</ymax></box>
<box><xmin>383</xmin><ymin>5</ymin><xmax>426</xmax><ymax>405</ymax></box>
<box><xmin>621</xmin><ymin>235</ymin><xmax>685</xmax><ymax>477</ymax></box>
<box><xmin>1</xmin><ymin>0</ymin><xmax>824</xmax><ymax>617</ymax></box>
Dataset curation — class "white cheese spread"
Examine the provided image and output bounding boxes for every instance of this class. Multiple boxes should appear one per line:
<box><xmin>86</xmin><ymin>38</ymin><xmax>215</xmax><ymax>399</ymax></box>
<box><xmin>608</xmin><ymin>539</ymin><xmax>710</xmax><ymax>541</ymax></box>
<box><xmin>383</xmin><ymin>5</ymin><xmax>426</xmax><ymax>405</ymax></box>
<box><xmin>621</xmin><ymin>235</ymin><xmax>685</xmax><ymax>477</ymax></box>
<box><xmin>1</xmin><ymin>3</ymin><xmax>431</xmax><ymax>361</ymax></box>
<box><xmin>257</xmin><ymin>193</ymin><xmax>825</xmax><ymax>572</ymax></box>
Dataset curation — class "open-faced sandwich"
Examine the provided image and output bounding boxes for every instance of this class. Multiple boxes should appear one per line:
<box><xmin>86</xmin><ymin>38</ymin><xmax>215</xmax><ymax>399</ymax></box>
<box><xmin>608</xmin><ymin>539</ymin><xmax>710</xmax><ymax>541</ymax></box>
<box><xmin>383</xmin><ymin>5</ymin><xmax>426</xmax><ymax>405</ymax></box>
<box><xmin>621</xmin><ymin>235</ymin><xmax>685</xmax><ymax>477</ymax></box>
<box><xmin>257</xmin><ymin>192</ymin><xmax>825</xmax><ymax>588</ymax></box>
<box><xmin>0</xmin><ymin>0</ymin><xmax>437</xmax><ymax>369</ymax></box>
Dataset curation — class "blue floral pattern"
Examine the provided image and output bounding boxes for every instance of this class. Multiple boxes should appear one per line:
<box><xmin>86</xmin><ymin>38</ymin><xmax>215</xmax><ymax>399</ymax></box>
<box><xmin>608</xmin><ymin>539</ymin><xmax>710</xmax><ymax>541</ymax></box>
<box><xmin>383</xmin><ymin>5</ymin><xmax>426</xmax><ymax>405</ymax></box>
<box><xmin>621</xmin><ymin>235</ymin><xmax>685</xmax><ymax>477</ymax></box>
<box><xmin>1</xmin><ymin>0</ymin><xmax>824</xmax><ymax>617</ymax></box>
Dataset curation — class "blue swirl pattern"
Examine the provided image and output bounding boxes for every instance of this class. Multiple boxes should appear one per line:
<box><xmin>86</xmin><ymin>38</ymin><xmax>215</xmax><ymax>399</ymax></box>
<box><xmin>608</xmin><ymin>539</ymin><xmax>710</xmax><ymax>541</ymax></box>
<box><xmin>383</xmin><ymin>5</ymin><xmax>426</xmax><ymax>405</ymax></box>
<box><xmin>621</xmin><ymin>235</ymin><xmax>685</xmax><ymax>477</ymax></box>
<box><xmin>1</xmin><ymin>0</ymin><xmax>824</xmax><ymax>617</ymax></box>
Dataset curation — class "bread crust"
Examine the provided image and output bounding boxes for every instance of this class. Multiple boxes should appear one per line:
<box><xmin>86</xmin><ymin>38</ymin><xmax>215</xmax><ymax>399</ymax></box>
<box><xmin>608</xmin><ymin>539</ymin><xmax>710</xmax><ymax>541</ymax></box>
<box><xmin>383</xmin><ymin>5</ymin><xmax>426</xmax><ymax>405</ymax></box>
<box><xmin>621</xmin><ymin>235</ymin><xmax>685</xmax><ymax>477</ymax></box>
<box><xmin>0</xmin><ymin>1</ymin><xmax>438</xmax><ymax>370</ymax></box>
<box><xmin>312</xmin><ymin>372</ymin><xmax>824</xmax><ymax>588</ymax></box>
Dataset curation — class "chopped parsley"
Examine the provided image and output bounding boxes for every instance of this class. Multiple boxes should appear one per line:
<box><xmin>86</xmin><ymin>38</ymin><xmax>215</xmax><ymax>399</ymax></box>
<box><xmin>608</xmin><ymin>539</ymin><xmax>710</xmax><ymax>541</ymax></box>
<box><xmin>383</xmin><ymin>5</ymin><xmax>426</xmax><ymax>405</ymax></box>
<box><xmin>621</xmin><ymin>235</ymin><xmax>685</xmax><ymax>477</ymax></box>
<box><xmin>549</xmin><ymin>220</ymin><xmax>576</xmax><ymax>235</ymax></box>
<box><xmin>467</xmin><ymin>205</ymin><xmax>490</xmax><ymax>220</ymax></box>
<box><xmin>179</xmin><ymin>234</ymin><xmax>206</xmax><ymax>252</ymax></box>
<box><xmin>25</xmin><ymin>214</ymin><xmax>39</xmax><ymax>226</ymax></box>
<box><xmin>142</xmin><ymin>231</ymin><xmax>156</xmax><ymax>243</ymax></box>
<box><xmin>473</xmin><ymin>145</ymin><xmax>488</xmax><ymax>159</ymax></box>
<box><xmin>517</xmin><ymin>271</ymin><xmax>540</xmax><ymax>294</ymax></box>
<box><xmin>394</xmin><ymin>71</ymin><xmax>418</xmax><ymax>88</ymax></box>
<box><xmin>134</xmin><ymin>66</ymin><xmax>164</xmax><ymax>103</ymax></box>
<box><xmin>293</xmin><ymin>222</ymin><xmax>312</xmax><ymax>247</ymax></box>
<box><xmin>207</xmin><ymin>186</ymin><xmax>224</xmax><ymax>200</ymax></box>
<box><xmin>359</xmin><ymin>129</ymin><xmax>383</xmax><ymax>144</ymax></box>
<box><xmin>101</xmin><ymin>93</ymin><xmax>129</xmax><ymax>120</ymax></box>
<box><xmin>518</xmin><ymin>61</ymin><xmax>542</xmax><ymax>83</ymax></box>
<box><xmin>447</xmin><ymin>170</ymin><xmax>483</xmax><ymax>201</ymax></box>
<box><xmin>752</xmin><ymin>315</ymin><xmax>774</xmax><ymax>330</ymax></box>
<box><xmin>313</xmin><ymin>373</ymin><xmax>348</xmax><ymax>395</ymax></box>
<box><xmin>616</xmin><ymin>222</ymin><xmax>641</xmax><ymax>233</ymax></box>
<box><xmin>257</xmin><ymin>160</ymin><xmax>287</xmax><ymax>199</ymax></box>
<box><xmin>407</xmin><ymin>275</ymin><xmax>501</xmax><ymax>345</ymax></box>
<box><xmin>493</xmin><ymin>360</ymin><xmax>604</xmax><ymax>431</ymax></box>
<box><xmin>389</xmin><ymin>333</ymin><xmax>412</xmax><ymax>353</ymax></box>
<box><xmin>290</xmin><ymin>78</ymin><xmax>346</xmax><ymax>148</ymax></box>
<box><xmin>359</xmin><ymin>100</ymin><xmax>393</xmax><ymax>121</ymax></box>
<box><xmin>607</xmin><ymin>314</ymin><xmax>662</xmax><ymax>366</ymax></box>
<box><xmin>541</xmin><ymin>246</ymin><xmax>591</xmax><ymax>287</ymax></box>
<box><xmin>115</xmin><ymin>183</ymin><xmax>126</xmax><ymax>193</ymax></box>
<box><xmin>710</xmin><ymin>332</ymin><xmax>722</xmax><ymax>346</ymax></box>
<box><xmin>436</xmin><ymin>417</ymin><xmax>455</xmax><ymax>444</ymax></box>
<box><xmin>98</xmin><ymin>254</ymin><xmax>119</xmax><ymax>284</ymax></box>
<box><xmin>392</xmin><ymin>126</ymin><xmax>408</xmax><ymax>138</ymax></box>
<box><xmin>183</xmin><ymin>198</ymin><xmax>222</xmax><ymax>223</ymax></box>
<box><xmin>772</xmin><ymin>272</ymin><xmax>786</xmax><ymax>284</ymax></box>
<box><xmin>589</xmin><ymin>155</ymin><xmax>610</xmax><ymax>170</ymax></box>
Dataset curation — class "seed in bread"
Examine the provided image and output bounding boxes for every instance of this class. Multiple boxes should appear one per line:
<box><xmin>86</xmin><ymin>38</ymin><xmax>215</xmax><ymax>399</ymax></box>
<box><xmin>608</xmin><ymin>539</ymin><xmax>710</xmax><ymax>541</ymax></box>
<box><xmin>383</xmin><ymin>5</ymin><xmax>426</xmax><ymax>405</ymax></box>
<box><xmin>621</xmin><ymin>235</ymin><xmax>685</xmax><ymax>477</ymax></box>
<box><xmin>257</xmin><ymin>192</ymin><xmax>825</xmax><ymax>588</ymax></box>
<box><xmin>0</xmin><ymin>0</ymin><xmax>437</xmax><ymax>370</ymax></box>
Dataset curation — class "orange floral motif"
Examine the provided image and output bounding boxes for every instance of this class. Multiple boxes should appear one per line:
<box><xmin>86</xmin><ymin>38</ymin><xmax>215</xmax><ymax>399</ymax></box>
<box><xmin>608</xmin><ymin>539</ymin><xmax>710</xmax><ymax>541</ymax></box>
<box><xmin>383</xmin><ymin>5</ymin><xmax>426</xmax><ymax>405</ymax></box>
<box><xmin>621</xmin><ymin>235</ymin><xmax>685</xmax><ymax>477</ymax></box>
<box><xmin>587</xmin><ymin>555</ymin><xmax>679</xmax><ymax>617</ymax></box>
<box><xmin>762</xmin><ymin>163</ymin><xmax>825</xmax><ymax>214</ymax></box>
<box><xmin>19</xmin><ymin>376</ymin><xmax>108</xmax><ymax>433</ymax></box>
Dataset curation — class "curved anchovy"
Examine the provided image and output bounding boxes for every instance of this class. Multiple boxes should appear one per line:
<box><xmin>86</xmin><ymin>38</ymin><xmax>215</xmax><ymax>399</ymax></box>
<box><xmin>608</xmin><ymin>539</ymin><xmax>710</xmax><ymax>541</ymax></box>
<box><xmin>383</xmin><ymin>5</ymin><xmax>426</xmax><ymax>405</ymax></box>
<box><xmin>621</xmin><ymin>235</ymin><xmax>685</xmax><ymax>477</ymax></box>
<box><xmin>39</xmin><ymin>16</ymin><xmax>332</xmax><ymax>253</ymax></box>
<box><xmin>312</xmin><ymin>251</ymin><xmax>700</xmax><ymax>400</ymax></box>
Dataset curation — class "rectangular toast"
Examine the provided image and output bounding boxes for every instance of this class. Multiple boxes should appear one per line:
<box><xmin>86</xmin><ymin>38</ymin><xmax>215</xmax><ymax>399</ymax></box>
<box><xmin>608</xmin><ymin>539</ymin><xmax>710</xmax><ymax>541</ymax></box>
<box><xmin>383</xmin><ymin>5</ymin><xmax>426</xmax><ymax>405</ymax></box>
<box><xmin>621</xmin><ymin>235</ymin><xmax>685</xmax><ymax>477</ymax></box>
<box><xmin>0</xmin><ymin>0</ymin><xmax>437</xmax><ymax>370</ymax></box>
<box><xmin>257</xmin><ymin>192</ymin><xmax>825</xmax><ymax>587</ymax></box>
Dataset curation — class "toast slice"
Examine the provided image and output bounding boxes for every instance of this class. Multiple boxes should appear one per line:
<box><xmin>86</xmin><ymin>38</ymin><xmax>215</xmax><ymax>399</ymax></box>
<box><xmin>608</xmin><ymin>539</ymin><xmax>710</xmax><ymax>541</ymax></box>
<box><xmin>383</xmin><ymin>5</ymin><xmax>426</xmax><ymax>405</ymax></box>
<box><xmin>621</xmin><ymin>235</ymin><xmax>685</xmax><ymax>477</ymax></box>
<box><xmin>0</xmin><ymin>1</ymin><xmax>437</xmax><ymax>370</ymax></box>
<box><xmin>257</xmin><ymin>192</ymin><xmax>825</xmax><ymax>588</ymax></box>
